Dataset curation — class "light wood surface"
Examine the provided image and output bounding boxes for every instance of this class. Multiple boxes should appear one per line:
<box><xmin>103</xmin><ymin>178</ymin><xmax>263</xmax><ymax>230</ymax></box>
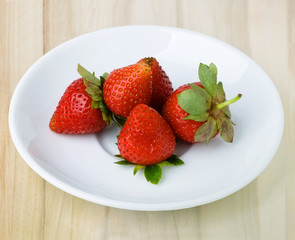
<box><xmin>1</xmin><ymin>0</ymin><xmax>293</xmax><ymax>239</ymax></box>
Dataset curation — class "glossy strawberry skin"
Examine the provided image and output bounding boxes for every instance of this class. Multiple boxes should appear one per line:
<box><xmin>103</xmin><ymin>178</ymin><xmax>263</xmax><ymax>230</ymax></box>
<box><xmin>137</xmin><ymin>57</ymin><xmax>173</xmax><ymax>112</ymax></box>
<box><xmin>162</xmin><ymin>82</ymin><xmax>209</xmax><ymax>143</ymax></box>
<box><xmin>118</xmin><ymin>104</ymin><xmax>176</xmax><ymax>165</ymax></box>
<box><xmin>103</xmin><ymin>63</ymin><xmax>152</xmax><ymax>118</ymax></box>
<box><xmin>49</xmin><ymin>78</ymin><xmax>107</xmax><ymax>134</ymax></box>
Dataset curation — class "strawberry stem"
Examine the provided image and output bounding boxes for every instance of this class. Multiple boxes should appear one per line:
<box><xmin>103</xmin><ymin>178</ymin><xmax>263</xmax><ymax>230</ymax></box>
<box><xmin>216</xmin><ymin>94</ymin><xmax>242</xmax><ymax>110</ymax></box>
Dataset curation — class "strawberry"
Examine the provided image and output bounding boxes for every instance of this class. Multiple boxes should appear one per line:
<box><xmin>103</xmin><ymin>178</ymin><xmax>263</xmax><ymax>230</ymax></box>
<box><xmin>115</xmin><ymin>104</ymin><xmax>183</xmax><ymax>184</ymax></box>
<box><xmin>137</xmin><ymin>57</ymin><xmax>173</xmax><ymax>111</ymax></box>
<box><xmin>49</xmin><ymin>64</ymin><xmax>110</xmax><ymax>134</ymax></box>
<box><xmin>162</xmin><ymin>63</ymin><xmax>242</xmax><ymax>143</ymax></box>
<box><xmin>117</xmin><ymin>104</ymin><xmax>176</xmax><ymax>165</ymax></box>
<box><xmin>103</xmin><ymin>62</ymin><xmax>152</xmax><ymax>118</ymax></box>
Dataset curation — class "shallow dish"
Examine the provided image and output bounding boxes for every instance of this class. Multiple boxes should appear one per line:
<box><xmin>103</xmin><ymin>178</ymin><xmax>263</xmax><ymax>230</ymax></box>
<box><xmin>9</xmin><ymin>26</ymin><xmax>284</xmax><ymax>211</ymax></box>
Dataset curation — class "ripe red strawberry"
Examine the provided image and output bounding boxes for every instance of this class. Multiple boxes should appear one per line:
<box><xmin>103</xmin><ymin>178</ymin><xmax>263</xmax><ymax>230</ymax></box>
<box><xmin>117</xmin><ymin>104</ymin><xmax>176</xmax><ymax>165</ymax></box>
<box><xmin>162</xmin><ymin>63</ymin><xmax>242</xmax><ymax>143</ymax></box>
<box><xmin>103</xmin><ymin>63</ymin><xmax>152</xmax><ymax>118</ymax></box>
<box><xmin>137</xmin><ymin>57</ymin><xmax>173</xmax><ymax>111</ymax></box>
<box><xmin>49</xmin><ymin>64</ymin><xmax>110</xmax><ymax>134</ymax></box>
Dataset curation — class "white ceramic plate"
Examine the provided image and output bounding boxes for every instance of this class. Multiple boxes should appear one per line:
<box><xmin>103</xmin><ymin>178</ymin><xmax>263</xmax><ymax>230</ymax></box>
<box><xmin>9</xmin><ymin>26</ymin><xmax>284</xmax><ymax>211</ymax></box>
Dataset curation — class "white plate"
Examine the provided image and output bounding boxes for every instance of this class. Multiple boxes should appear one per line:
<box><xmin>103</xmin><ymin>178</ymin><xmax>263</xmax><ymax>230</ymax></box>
<box><xmin>9</xmin><ymin>26</ymin><xmax>284</xmax><ymax>211</ymax></box>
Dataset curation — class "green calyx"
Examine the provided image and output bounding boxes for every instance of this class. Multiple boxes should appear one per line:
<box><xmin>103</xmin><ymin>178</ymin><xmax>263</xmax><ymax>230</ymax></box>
<box><xmin>77</xmin><ymin>64</ymin><xmax>111</xmax><ymax>124</ymax></box>
<box><xmin>114</xmin><ymin>154</ymin><xmax>184</xmax><ymax>184</ymax></box>
<box><xmin>78</xmin><ymin>64</ymin><xmax>127</xmax><ymax>128</ymax></box>
<box><xmin>177</xmin><ymin>63</ymin><xmax>242</xmax><ymax>143</ymax></box>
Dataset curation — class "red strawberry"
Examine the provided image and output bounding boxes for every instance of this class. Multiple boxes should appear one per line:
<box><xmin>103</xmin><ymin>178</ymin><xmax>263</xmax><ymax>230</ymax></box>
<box><xmin>137</xmin><ymin>57</ymin><xmax>173</xmax><ymax>111</ymax></box>
<box><xmin>117</xmin><ymin>104</ymin><xmax>176</xmax><ymax>166</ymax></box>
<box><xmin>103</xmin><ymin>63</ymin><xmax>152</xmax><ymax>118</ymax></box>
<box><xmin>162</xmin><ymin>63</ymin><xmax>242</xmax><ymax>143</ymax></box>
<box><xmin>49</xmin><ymin>64</ymin><xmax>110</xmax><ymax>134</ymax></box>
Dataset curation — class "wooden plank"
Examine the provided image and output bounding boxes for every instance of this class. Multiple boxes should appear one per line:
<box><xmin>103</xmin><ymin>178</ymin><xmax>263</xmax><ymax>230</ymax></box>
<box><xmin>0</xmin><ymin>0</ymin><xmax>44</xmax><ymax>239</ymax></box>
<box><xmin>286</xmin><ymin>0</ymin><xmax>295</xmax><ymax>239</ymax></box>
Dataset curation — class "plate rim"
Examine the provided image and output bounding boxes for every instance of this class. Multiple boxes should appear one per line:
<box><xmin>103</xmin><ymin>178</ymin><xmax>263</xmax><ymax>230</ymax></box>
<box><xmin>9</xmin><ymin>25</ymin><xmax>285</xmax><ymax>211</ymax></box>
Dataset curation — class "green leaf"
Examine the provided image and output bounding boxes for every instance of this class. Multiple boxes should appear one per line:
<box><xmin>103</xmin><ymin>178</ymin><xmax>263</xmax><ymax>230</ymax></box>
<box><xmin>189</xmin><ymin>83</ymin><xmax>212</xmax><ymax>104</ymax></box>
<box><xmin>77</xmin><ymin>64</ymin><xmax>100</xmax><ymax>85</ymax></box>
<box><xmin>154</xmin><ymin>155</ymin><xmax>184</xmax><ymax>167</ymax></box>
<box><xmin>91</xmin><ymin>101</ymin><xmax>99</xmax><ymax>109</ymax></box>
<box><xmin>144</xmin><ymin>165</ymin><xmax>162</xmax><ymax>184</ymax></box>
<box><xmin>102</xmin><ymin>72</ymin><xmax>109</xmax><ymax>79</ymax></box>
<box><xmin>77</xmin><ymin>64</ymin><xmax>112</xmax><ymax>125</ymax></box>
<box><xmin>209</xmin><ymin>63</ymin><xmax>218</xmax><ymax>75</ymax></box>
<box><xmin>183</xmin><ymin>112</ymin><xmax>209</xmax><ymax>122</ymax></box>
<box><xmin>114</xmin><ymin>160</ymin><xmax>135</xmax><ymax>165</ymax></box>
<box><xmin>194</xmin><ymin>117</ymin><xmax>218</xmax><ymax>143</ymax></box>
<box><xmin>177</xmin><ymin>85</ymin><xmax>211</xmax><ymax>116</ymax></box>
<box><xmin>157</xmin><ymin>161</ymin><xmax>174</xmax><ymax>167</ymax></box>
<box><xmin>114</xmin><ymin>154</ymin><xmax>125</xmax><ymax>159</ymax></box>
<box><xmin>85</xmin><ymin>87</ymin><xmax>102</xmax><ymax>101</ymax></box>
<box><xmin>133</xmin><ymin>165</ymin><xmax>145</xmax><ymax>175</ymax></box>
<box><xmin>102</xmin><ymin>112</ymin><xmax>112</xmax><ymax>124</ymax></box>
<box><xmin>215</xmin><ymin>82</ymin><xmax>231</xmax><ymax>117</ymax></box>
<box><xmin>221</xmin><ymin>105</ymin><xmax>231</xmax><ymax>118</ymax></box>
<box><xmin>215</xmin><ymin>82</ymin><xmax>226</xmax><ymax>102</ymax></box>
<box><xmin>217</xmin><ymin>116</ymin><xmax>234</xmax><ymax>143</ymax></box>
<box><xmin>97</xmin><ymin>101</ymin><xmax>109</xmax><ymax>113</ymax></box>
<box><xmin>165</xmin><ymin>154</ymin><xmax>184</xmax><ymax>166</ymax></box>
<box><xmin>100</xmin><ymin>72</ymin><xmax>109</xmax><ymax>86</ymax></box>
<box><xmin>96</xmin><ymin>101</ymin><xmax>112</xmax><ymax>124</ymax></box>
<box><xmin>198</xmin><ymin>63</ymin><xmax>217</xmax><ymax>97</ymax></box>
<box><xmin>83</xmin><ymin>78</ymin><xmax>100</xmax><ymax>91</ymax></box>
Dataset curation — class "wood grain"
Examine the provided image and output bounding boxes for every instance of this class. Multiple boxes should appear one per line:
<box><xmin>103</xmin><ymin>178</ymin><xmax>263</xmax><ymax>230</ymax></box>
<box><xmin>0</xmin><ymin>0</ymin><xmax>293</xmax><ymax>239</ymax></box>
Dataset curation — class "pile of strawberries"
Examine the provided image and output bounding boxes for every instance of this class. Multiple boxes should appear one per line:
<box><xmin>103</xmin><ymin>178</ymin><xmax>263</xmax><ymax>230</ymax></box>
<box><xmin>49</xmin><ymin>58</ymin><xmax>241</xmax><ymax>184</ymax></box>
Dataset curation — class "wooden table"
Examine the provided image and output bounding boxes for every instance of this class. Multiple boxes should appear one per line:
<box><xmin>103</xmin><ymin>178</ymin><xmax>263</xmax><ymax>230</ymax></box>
<box><xmin>1</xmin><ymin>0</ymin><xmax>293</xmax><ymax>239</ymax></box>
